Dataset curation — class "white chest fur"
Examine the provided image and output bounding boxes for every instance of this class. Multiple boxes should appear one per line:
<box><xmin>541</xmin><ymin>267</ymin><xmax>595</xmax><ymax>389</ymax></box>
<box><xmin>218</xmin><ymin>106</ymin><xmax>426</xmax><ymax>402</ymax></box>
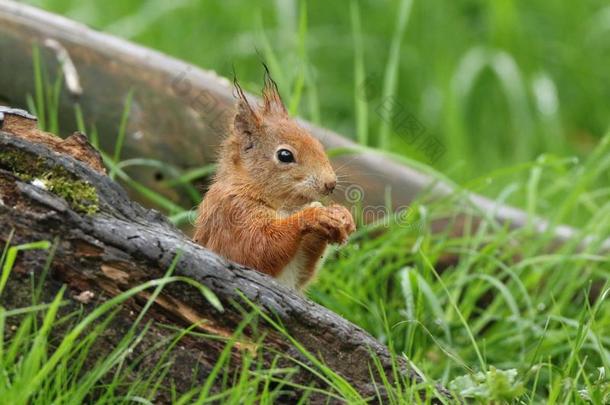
<box><xmin>276</xmin><ymin>246</ymin><xmax>309</xmax><ymax>289</ymax></box>
<box><xmin>275</xmin><ymin>201</ymin><xmax>326</xmax><ymax>290</ymax></box>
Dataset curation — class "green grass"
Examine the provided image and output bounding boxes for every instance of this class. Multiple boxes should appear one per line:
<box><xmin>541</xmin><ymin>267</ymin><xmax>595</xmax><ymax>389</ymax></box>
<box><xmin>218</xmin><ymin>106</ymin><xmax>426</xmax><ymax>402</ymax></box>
<box><xmin>4</xmin><ymin>0</ymin><xmax>610</xmax><ymax>403</ymax></box>
<box><xmin>312</xmin><ymin>140</ymin><xmax>610</xmax><ymax>402</ymax></box>
<box><xmin>0</xmin><ymin>239</ymin><xmax>446</xmax><ymax>404</ymax></box>
<box><xmin>2</xmin><ymin>138</ymin><xmax>608</xmax><ymax>402</ymax></box>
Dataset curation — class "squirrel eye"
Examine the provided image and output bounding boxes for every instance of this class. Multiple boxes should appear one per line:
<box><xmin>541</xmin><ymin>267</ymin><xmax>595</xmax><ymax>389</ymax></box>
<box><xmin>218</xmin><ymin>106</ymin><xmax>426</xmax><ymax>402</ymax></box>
<box><xmin>277</xmin><ymin>149</ymin><xmax>295</xmax><ymax>163</ymax></box>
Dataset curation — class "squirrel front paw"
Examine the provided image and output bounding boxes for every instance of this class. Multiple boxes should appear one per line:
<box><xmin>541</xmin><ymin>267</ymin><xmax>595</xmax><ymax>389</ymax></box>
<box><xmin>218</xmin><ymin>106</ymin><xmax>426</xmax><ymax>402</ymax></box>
<box><xmin>302</xmin><ymin>204</ymin><xmax>356</xmax><ymax>244</ymax></box>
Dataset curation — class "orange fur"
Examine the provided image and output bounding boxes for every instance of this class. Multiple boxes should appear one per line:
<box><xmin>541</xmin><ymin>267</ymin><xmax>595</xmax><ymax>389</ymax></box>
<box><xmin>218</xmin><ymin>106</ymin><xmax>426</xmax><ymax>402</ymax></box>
<box><xmin>193</xmin><ymin>71</ymin><xmax>355</xmax><ymax>289</ymax></box>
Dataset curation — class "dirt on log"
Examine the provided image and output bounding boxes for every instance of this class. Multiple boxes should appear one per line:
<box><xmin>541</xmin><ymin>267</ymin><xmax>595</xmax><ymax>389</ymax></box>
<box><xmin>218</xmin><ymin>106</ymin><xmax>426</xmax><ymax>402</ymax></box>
<box><xmin>0</xmin><ymin>110</ymin><xmax>452</xmax><ymax>403</ymax></box>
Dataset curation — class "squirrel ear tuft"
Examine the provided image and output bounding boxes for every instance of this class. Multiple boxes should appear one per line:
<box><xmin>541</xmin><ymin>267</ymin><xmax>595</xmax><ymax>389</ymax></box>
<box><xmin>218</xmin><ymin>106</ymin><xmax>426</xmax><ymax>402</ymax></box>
<box><xmin>262</xmin><ymin>64</ymin><xmax>287</xmax><ymax>116</ymax></box>
<box><xmin>233</xmin><ymin>78</ymin><xmax>260</xmax><ymax>135</ymax></box>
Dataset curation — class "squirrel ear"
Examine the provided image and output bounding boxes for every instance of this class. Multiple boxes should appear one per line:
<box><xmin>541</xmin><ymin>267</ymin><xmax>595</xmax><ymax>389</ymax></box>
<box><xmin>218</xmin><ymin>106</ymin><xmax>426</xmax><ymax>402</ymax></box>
<box><xmin>262</xmin><ymin>64</ymin><xmax>287</xmax><ymax>116</ymax></box>
<box><xmin>233</xmin><ymin>78</ymin><xmax>260</xmax><ymax>135</ymax></box>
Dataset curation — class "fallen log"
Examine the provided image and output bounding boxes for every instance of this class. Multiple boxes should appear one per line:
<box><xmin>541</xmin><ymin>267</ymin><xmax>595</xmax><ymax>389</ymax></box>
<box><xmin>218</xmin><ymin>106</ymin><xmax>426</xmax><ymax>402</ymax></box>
<box><xmin>0</xmin><ymin>110</ymin><xmax>452</xmax><ymax>402</ymax></box>
<box><xmin>0</xmin><ymin>0</ymin><xmax>608</xmax><ymax>255</ymax></box>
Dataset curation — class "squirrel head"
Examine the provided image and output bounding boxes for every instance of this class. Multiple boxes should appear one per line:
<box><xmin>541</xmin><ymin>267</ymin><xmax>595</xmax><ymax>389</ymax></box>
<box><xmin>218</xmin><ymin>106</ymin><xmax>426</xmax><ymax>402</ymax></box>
<box><xmin>220</xmin><ymin>70</ymin><xmax>337</xmax><ymax>210</ymax></box>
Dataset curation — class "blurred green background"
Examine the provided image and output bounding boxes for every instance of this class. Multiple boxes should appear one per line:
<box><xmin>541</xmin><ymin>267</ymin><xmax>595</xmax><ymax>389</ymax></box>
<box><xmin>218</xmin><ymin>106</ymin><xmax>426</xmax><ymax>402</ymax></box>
<box><xmin>22</xmin><ymin>0</ymin><xmax>610</xmax><ymax>182</ymax></box>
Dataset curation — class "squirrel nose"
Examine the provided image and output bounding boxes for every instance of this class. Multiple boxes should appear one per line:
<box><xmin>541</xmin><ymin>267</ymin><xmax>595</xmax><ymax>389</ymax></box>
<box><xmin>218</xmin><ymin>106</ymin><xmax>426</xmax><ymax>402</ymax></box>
<box><xmin>324</xmin><ymin>180</ymin><xmax>336</xmax><ymax>194</ymax></box>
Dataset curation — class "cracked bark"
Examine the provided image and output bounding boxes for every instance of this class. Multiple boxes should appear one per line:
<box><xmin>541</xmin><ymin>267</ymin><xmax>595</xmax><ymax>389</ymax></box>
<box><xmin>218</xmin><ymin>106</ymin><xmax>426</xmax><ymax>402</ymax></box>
<box><xmin>0</xmin><ymin>112</ymin><xmax>452</xmax><ymax>403</ymax></box>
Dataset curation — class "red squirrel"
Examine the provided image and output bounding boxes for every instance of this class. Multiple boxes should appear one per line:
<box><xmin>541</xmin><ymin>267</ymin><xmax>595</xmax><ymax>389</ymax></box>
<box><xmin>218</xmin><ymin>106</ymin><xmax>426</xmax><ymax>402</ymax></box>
<box><xmin>193</xmin><ymin>71</ymin><xmax>355</xmax><ymax>290</ymax></box>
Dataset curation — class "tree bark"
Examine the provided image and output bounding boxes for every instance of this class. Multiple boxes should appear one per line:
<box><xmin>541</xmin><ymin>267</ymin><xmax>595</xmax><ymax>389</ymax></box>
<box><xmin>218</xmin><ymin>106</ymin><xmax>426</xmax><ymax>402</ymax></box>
<box><xmin>0</xmin><ymin>111</ymin><xmax>451</xmax><ymax>403</ymax></box>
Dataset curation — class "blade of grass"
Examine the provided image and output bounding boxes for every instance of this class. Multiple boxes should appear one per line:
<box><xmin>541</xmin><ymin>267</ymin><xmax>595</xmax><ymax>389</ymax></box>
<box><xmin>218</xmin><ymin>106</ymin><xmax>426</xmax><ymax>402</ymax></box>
<box><xmin>350</xmin><ymin>0</ymin><xmax>369</xmax><ymax>145</ymax></box>
<box><xmin>110</xmin><ymin>89</ymin><xmax>134</xmax><ymax>179</ymax></box>
<box><xmin>0</xmin><ymin>241</ymin><xmax>51</xmax><ymax>296</ymax></box>
<box><xmin>378</xmin><ymin>0</ymin><xmax>413</xmax><ymax>149</ymax></box>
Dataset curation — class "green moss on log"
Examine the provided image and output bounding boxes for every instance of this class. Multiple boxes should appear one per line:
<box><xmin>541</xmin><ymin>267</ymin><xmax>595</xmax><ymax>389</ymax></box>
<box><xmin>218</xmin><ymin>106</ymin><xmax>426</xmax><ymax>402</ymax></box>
<box><xmin>0</xmin><ymin>148</ymin><xmax>99</xmax><ymax>215</ymax></box>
